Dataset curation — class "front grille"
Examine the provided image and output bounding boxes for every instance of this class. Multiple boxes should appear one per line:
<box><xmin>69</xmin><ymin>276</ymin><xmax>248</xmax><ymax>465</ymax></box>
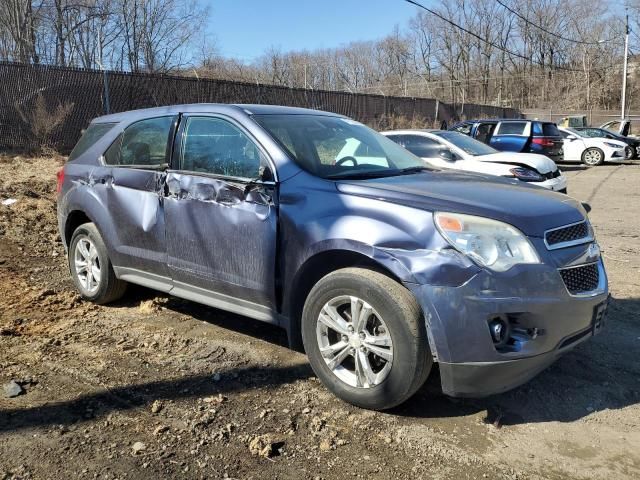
<box><xmin>545</xmin><ymin>221</ymin><xmax>590</xmax><ymax>247</ymax></box>
<box><xmin>559</xmin><ymin>263</ymin><xmax>600</xmax><ymax>295</ymax></box>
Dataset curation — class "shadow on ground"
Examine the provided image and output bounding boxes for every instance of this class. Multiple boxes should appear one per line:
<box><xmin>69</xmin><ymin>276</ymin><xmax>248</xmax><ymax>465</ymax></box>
<box><xmin>111</xmin><ymin>284</ymin><xmax>290</xmax><ymax>348</ymax></box>
<box><xmin>0</xmin><ymin>364</ymin><xmax>314</xmax><ymax>434</ymax></box>
<box><xmin>5</xmin><ymin>289</ymin><xmax>637</xmax><ymax>433</ymax></box>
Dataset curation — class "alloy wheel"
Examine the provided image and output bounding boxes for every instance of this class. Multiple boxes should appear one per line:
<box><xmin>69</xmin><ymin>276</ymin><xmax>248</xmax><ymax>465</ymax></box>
<box><xmin>315</xmin><ymin>295</ymin><xmax>393</xmax><ymax>388</ymax></box>
<box><xmin>584</xmin><ymin>149</ymin><xmax>603</xmax><ymax>165</ymax></box>
<box><xmin>74</xmin><ymin>236</ymin><xmax>101</xmax><ymax>293</ymax></box>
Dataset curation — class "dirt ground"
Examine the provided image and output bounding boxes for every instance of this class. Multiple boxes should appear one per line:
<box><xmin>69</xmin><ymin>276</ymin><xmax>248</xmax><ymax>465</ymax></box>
<box><xmin>0</xmin><ymin>154</ymin><xmax>639</xmax><ymax>480</ymax></box>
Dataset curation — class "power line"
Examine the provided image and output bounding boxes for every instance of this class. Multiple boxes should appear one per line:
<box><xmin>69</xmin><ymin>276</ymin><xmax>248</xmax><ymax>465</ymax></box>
<box><xmin>402</xmin><ymin>0</ymin><xmax>614</xmax><ymax>74</ymax></box>
<box><xmin>495</xmin><ymin>0</ymin><xmax>613</xmax><ymax>46</ymax></box>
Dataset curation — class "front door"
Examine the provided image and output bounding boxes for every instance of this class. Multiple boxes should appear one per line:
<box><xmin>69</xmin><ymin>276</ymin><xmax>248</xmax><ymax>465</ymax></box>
<box><xmin>164</xmin><ymin>114</ymin><xmax>278</xmax><ymax>318</ymax></box>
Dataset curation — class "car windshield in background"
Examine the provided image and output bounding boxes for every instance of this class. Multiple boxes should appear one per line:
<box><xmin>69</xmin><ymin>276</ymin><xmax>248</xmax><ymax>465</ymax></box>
<box><xmin>253</xmin><ymin>114</ymin><xmax>429</xmax><ymax>179</ymax></box>
<box><xmin>566</xmin><ymin>128</ymin><xmax>586</xmax><ymax>138</ymax></box>
<box><xmin>433</xmin><ymin>131</ymin><xmax>498</xmax><ymax>156</ymax></box>
<box><xmin>577</xmin><ymin>128</ymin><xmax>616</xmax><ymax>139</ymax></box>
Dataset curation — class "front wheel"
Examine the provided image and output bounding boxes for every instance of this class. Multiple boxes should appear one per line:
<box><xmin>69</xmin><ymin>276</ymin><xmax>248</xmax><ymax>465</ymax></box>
<box><xmin>624</xmin><ymin>146</ymin><xmax>634</xmax><ymax>160</ymax></box>
<box><xmin>582</xmin><ymin>147</ymin><xmax>605</xmax><ymax>166</ymax></box>
<box><xmin>301</xmin><ymin>268</ymin><xmax>432</xmax><ymax>410</ymax></box>
<box><xmin>69</xmin><ymin>222</ymin><xmax>127</xmax><ymax>304</ymax></box>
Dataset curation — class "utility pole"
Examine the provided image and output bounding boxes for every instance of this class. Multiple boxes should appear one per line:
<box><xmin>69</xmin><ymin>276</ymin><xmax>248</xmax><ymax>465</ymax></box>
<box><xmin>621</xmin><ymin>13</ymin><xmax>629</xmax><ymax>120</ymax></box>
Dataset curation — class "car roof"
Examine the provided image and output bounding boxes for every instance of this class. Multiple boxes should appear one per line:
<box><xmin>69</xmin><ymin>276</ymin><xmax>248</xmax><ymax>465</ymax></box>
<box><xmin>92</xmin><ymin>103</ymin><xmax>343</xmax><ymax>124</ymax></box>
<box><xmin>381</xmin><ymin>129</ymin><xmax>441</xmax><ymax>135</ymax></box>
<box><xmin>463</xmin><ymin>118</ymin><xmax>543</xmax><ymax>124</ymax></box>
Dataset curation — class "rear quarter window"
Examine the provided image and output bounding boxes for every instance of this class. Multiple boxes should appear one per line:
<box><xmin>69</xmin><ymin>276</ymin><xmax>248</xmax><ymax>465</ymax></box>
<box><xmin>496</xmin><ymin>122</ymin><xmax>527</xmax><ymax>135</ymax></box>
<box><xmin>68</xmin><ymin>123</ymin><xmax>115</xmax><ymax>161</ymax></box>
<box><xmin>542</xmin><ymin>123</ymin><xmax>560</xmax><ymax>136</ymax></box>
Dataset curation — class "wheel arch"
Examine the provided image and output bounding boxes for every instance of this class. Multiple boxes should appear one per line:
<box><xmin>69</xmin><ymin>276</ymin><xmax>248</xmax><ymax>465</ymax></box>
<box><xmin>64</xmin><ymin>210</ymin><xmax>93</xmax><ymax>248</ymax></box>
<box><xmin>284</xmin><ymin>248</ymin><xmax>413</xmax><ymax>352</ymax></box>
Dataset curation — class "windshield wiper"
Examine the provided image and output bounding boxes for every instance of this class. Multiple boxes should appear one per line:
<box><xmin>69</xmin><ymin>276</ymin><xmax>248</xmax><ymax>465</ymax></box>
<box><xmin>326</xmin><ymin>170</ymin><xmax>399</xmax><ymax>180</ymax></box>
<box><xmin>396</xmin><ymin>166</ymin><xmax>431</xmax><ymax>175</ymax></box>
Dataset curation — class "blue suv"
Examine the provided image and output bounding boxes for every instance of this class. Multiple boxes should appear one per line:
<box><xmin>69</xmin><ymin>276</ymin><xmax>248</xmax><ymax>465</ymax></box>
<box><xmin>450</xmin><ymin>119</ymin><xmax>564</xmax><ymax>162</ymax></box>
<box><xmin>57</xmin><ymin>104</ymin><xmax>608</xmax><ymax>410</ymax></box>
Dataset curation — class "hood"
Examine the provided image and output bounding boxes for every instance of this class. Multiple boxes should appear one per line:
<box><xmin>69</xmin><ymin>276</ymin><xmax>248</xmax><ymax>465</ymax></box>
<box><xmin>601</xmin><ymin>139</ymin><xmax>628</xmax><ymax>148</ymax></box>
<box><xmin>336</xmin><ymin>170</ymin><xmax>585</xmax><ymax>237</ymax></box>
<box><xmin>474</xmin><ymin>152</ymin><xmax>556</xmax><ymax>174</ymax></box>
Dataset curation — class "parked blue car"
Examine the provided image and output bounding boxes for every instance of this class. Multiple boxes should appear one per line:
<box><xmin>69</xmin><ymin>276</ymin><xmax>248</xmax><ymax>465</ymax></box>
<box><xmin>57</xmin><ymin>104</ymin><xmax>608</xmax><ymax>410</ymax></box>
<box><xmin>450</xmin><ymin>119</ymin><xmax>565</xmax><ymax>163</ymax></box>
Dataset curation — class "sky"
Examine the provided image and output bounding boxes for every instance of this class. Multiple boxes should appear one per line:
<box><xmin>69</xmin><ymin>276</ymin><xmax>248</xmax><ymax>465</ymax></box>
<box><xmin>206</xmin><ymin>0</ymin><xmax>422</xmax><ymax>61</ymax></box>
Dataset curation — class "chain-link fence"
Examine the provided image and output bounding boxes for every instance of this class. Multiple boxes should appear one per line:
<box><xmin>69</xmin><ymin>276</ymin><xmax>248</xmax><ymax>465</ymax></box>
<box><xmin>0</xmin><ymin>62</ymin><xmax>520</xmax><ymax>153</ymax></box>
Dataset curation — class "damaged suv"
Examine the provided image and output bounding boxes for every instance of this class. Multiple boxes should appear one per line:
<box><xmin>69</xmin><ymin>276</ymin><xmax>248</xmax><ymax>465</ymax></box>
<box><xmin>57</xmin><ymin>104</ymin><xmax>609</xmax><ymax>410</ymax></box>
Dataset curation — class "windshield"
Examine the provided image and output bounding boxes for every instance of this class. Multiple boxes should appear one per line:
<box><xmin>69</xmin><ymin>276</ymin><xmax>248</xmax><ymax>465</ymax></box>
<box><xmin>253</xmin><ymin>114</ymin><xmax>429</xmax><ymax>179</ymax></box>
<box><xmin>577</xmin><ymin>128</ymin><xmax>618</xmax><ymax>139</ymax></box>
<box><xmin>432</xmin><ymin>130</ymin><xmax>498</xmax><ymax>156</ymax></box>
<box><xmin>566</xmin><ymin>128</ymin><xmax>586</xmax><ymax>138</ymax></box>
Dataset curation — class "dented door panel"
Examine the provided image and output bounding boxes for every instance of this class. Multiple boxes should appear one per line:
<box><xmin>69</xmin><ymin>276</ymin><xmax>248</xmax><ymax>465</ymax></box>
<box><xmin>164</xmin><ymin>172</ymin><xmax>277</xmax><ymax>308</ymax></box>
<box><xmin>106</xmin><ymin>168</ymin><xmax>168</xmax><ymax>277</ymax></box>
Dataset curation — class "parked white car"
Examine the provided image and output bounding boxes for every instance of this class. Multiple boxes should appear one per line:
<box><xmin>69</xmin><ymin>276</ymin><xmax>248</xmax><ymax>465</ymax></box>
<box><xmin>558</xmin><ymin>127</ymin><xmax>629</xmax><ymax>166</ymax></box>
<box><xmin>376</xmin><ymin>129</ymin><xmax>567</xmax><ymax>192</ymax></box>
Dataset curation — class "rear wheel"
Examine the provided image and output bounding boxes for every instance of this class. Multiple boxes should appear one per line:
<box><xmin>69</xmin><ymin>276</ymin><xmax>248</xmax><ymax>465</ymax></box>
<box><xmin>69</xmin><ymin>223</ymin><xmax>127</xmax><ymax>304</ymax></box>
<box><xmin>301</xmin><ymin>268</ymin><xmax>432</xmax><ymax>410</ymax></box>
<box><xmin>582</xmin><ymin>147</ymin><xmax>604</xmax><ymax>166</ymax></box>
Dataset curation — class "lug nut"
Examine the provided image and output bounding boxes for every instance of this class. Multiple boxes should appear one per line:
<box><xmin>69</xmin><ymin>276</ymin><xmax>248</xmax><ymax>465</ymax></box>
<box><xmin>359</xmin><ymin>332</ymin><xmax>366</xmax><ymax>340</ymax></box>
<box><xmin>348</xmin><ymin>325</ymin><xmax>354</xmax><ymax>333</ymax></box>
<box><xmin>341</xmin><ymin>335</ymin><xmax>348</xmax><ymax>342</ymax></box>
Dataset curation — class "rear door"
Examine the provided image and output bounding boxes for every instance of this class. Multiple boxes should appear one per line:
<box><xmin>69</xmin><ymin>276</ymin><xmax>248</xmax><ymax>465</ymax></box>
<box><xmin>489</xmin><ymin>121</ymin><xmax>529</xmax><ymax>152</ymax></box>
<box><xmin>163</xmin><ymin>114</ymin><xmax>278</xmax><ymax>317</ymax></box>
<box><xmin>101</xmin><ymin>115</ymin><xmax>176</xmax><ymax>280</ymax></box>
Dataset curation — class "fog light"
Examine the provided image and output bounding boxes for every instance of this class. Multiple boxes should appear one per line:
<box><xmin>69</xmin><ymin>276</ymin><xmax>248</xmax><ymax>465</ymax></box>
<box><xmin>488</xmin><ymin>317</ymin><xmax>510</xmax><ymax>346</ymax></box>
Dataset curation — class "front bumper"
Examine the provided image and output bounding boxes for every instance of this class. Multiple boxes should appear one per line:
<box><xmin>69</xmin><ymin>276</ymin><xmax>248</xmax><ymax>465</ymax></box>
<box><xmin>439</xmin><ymin>296</ymin><xmax>608</xmax><ymax>397</ymax></box>
<box><xmin>532</xmin><ymin>174</ymin><xmax>567</xmax><ymax>192</ymax></box>
<box><xmin>606</xmin><ymin>146</ymin><xmax>627</xmax><ymax>161</ymax></box>
<box><xmin>408</xmin><ymin>257</ymin><xmax>609</xmax><ymax>397</ymax></box>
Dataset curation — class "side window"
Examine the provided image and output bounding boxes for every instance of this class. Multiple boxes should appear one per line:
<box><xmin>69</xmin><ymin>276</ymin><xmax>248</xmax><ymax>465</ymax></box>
<box><xmin>559</xmin><ymin>130</ymin><xmax>571</xmax><ymax>139</ymax></box>
<box><xmin>103</xmin><ymin>134</ymin><xmax>122</xmax><ymax>165</ymax></box>
<box><xmin>475</xmin><ymin>123</ymin><xmax>496</xmax><ymax>143</ymax></box>
<box><xmin>452</xmin><ymin>123</ymin><xmax>472</xmax><ymax>135</ymax></box>
<box><xmin>181</xmin><ymin>116</ymin><xmax>266</xmax><ymax>178</ymax></box>
<box><xmin>113</xmin><ymin>116</ymin><xmax>174</xmax><ymax>167</ymax></box>
<box><xmin>495</xmin><ymin>122</ymin><xmax>527</xmax><ymax>135</ymax></box>
<box><xmin>401</xmin><ymin>135</ymin><xmax>440</xmax><ymax>157</ymax></box>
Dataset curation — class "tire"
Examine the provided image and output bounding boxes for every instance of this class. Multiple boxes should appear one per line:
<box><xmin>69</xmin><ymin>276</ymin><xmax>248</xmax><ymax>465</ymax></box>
<box><xmin>301</xmin><ymin>268</ymin><xmax>432</xmax><ymax>410</ymax></box>
<box><xmin>581</xmin><ymin>147</ymin><xmax>605</xmax><ymax>166</ymax></box>
<box><xmin>624</xmin><ymin>146</ymin><xmax>634</xmax><ymax>160</ymax></box>
<box><xmin>68</xmin><ymin>222</ymin><xmax>127</xmax><ymax>304</ymax></box>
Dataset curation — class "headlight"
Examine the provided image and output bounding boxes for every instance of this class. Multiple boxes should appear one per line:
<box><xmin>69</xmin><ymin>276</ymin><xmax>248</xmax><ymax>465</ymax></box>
<box><xmin>509</xmin><ymin>167</ymin><xmax>544</xmax><ymax>182</ymax></box>
<box><xmin>604</xmin><ymin>142</ymin><xmax>622</xmax><ymax>148</ymax></box>
<box><xmin>434</xmin><ymin>212</ymin><xmax>541</xmax><ymax>272</ymax></box>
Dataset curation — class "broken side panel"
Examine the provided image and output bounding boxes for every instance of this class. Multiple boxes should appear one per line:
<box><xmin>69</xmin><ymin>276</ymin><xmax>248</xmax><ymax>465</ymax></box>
<box><xmin>103</xmin><ymin>167</ymin><xmax>168</xmax><ymax>277</ymax></box>
<box><xmin>164</xmin><ymin>172</ymin><xmax>278</xmax><ymax>309</ymax></box>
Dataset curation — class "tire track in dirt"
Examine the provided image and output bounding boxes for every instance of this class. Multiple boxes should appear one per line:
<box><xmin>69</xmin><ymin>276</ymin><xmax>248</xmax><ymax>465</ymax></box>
<box><xmin>586</xmin><ymin>164</ymin><xmax>624</xmax><ymax>203</ymax></box>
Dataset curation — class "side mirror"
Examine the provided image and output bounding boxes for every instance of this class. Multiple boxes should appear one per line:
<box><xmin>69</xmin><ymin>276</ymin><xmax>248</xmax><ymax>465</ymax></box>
<box><xmin>438</xmin><ymin>146</ymin><xmax>455</xmax><ymax>161</ymax></box>
<box><xmin>566</xmin><ymin>135</ymin><xmax>577</xmax><ymax>141</ymax></box>
<box><xmin>259</xmin><ymin>165</ymin><xmax>275</xmax><ymax>182</ymax></box>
